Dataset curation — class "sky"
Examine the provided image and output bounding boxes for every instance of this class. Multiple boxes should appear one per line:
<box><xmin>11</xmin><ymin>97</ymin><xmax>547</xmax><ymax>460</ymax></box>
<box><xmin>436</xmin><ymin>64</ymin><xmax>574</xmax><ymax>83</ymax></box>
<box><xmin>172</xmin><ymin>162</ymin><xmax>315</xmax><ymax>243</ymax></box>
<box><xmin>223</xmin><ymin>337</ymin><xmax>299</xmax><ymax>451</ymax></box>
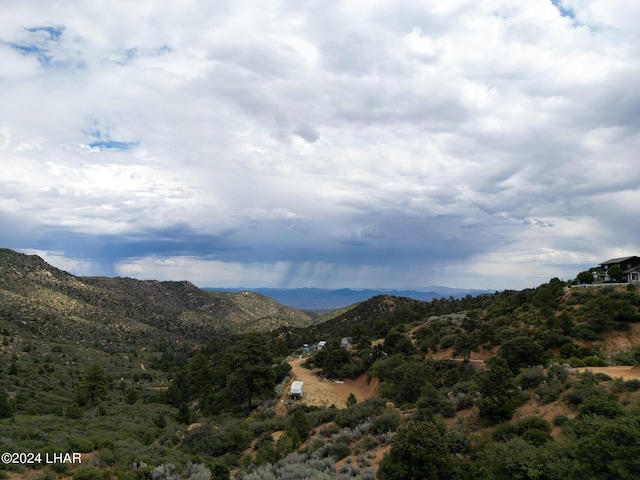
<box><xmin>1</xmin><ymin>0</ymin><xmax>639</xmax><ymax>291</ymax></box>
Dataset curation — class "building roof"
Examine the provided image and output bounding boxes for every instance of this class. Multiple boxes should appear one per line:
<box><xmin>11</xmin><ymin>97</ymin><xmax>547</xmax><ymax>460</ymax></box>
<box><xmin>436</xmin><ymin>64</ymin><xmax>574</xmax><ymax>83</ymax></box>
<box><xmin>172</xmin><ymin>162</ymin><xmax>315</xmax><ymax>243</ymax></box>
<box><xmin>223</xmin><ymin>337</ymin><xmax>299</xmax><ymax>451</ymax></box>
<box><xmin>600</xmin><ymin>256</ymin><xmax>639</xmax><ymax>266</ymax></box>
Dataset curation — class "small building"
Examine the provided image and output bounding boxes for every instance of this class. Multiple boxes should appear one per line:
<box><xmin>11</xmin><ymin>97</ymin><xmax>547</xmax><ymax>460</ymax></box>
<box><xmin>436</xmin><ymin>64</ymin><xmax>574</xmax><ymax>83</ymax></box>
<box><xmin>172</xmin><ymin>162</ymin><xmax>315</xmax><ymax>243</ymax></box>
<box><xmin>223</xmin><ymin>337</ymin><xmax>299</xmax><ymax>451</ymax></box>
<box><xmin>290</xmin><ymin>381</ymin><xmax>304</xmax><ymax>400</ymax></box>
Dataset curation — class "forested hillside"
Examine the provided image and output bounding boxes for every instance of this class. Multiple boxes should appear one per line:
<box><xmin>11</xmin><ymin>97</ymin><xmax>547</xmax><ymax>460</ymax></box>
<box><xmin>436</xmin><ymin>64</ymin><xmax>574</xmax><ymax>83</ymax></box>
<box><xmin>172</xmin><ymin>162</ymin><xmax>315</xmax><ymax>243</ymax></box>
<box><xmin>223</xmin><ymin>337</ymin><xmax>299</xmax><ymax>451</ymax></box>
<box><xmin>2</xmin><ymin>249</ymin><xmax>640</xmax><ymax>479</ymax></box>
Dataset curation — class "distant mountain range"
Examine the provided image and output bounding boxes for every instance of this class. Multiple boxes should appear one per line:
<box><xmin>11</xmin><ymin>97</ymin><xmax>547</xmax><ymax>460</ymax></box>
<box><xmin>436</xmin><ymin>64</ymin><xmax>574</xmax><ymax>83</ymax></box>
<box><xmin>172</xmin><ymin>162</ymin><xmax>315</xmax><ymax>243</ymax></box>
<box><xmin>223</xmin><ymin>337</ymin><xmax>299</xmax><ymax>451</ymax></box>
<box><xmin>204</xmin><ymin>286</ymin><xmax>494</xmax><ymax>311</ymax></box>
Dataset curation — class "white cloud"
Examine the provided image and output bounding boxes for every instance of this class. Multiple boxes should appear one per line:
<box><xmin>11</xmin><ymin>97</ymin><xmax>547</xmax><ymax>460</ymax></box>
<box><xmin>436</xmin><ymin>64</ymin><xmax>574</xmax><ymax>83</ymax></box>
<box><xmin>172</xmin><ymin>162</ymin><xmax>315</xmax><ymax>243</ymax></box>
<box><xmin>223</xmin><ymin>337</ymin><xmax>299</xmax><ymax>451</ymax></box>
<box><xmin>1</xmin><ymin>0</ymin><xmax>639</xmax><ymax>290</ymax></box>
<box><xmin>19</xmin><ymin>249</ymin><xmax>101</xmax><ymax>277</ymax></box>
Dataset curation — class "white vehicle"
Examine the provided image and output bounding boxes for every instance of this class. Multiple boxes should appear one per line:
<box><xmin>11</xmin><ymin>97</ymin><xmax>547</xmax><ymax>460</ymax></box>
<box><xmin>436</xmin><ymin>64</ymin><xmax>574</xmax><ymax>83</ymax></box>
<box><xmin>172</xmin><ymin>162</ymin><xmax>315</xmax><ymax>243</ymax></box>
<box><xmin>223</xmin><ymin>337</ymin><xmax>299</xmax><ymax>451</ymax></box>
<box><xmin>290</xmin><ymin>381</ymin><xmax>304</xmax><ymax>400</ymax></box>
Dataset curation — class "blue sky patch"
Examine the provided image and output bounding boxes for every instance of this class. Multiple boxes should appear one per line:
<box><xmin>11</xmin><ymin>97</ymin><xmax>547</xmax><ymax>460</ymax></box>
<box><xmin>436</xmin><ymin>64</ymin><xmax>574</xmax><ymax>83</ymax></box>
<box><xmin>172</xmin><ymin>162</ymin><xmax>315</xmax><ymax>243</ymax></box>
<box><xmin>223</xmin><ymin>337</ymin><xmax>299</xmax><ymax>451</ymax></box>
<box><xmin>88</xmin><ymin>140</ymin><xmax>137</xmax><ymax>151</ymax></box>
<box><xmin>9</xmin><ymin>42</ymin><xmax>52</xmax><ymax>66</ymax></box>
<box><xmin>115</xmin><ymin>45</ymin><xmax>172</xmax><ymax>65</ymax></box>
<box><xmin>26</xmin><ymin>26</ymin><xmax>65</xmax><ymax>41</ymax></box>
<box><xmin>85</xmin><ymin>128</ymin><xmax>137</xmax><ymax>151</ymax></box>
<box><xmin>551</xmin><ymin>0</ymin><xmax>575</xmax><ymax>19</ymax></box>
<box><xmin>9</xmin><ymin>26</ymin><xmax>65</xmax><ymax>68</ymax></box>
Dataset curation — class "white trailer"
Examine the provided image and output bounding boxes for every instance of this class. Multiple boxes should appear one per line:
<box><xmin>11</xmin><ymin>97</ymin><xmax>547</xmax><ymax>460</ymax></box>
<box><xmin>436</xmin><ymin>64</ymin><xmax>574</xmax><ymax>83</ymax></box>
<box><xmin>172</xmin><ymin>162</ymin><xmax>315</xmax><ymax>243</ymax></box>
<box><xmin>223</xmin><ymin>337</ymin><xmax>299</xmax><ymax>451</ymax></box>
<box><xmin>290</xmin><ymin>381</ymin><xmax>304</xmax><ymax>400</ymax></box>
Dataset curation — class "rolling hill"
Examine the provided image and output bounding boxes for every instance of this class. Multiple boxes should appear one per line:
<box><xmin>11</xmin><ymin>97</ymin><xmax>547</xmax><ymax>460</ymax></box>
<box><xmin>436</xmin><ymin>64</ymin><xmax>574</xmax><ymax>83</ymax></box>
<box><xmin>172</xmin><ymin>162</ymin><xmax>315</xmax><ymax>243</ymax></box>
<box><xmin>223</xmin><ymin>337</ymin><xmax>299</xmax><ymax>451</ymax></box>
<box><xmin>0</xmin><ymin>248</ymin><xmax>315</xmax><ymax>341</ymax></box>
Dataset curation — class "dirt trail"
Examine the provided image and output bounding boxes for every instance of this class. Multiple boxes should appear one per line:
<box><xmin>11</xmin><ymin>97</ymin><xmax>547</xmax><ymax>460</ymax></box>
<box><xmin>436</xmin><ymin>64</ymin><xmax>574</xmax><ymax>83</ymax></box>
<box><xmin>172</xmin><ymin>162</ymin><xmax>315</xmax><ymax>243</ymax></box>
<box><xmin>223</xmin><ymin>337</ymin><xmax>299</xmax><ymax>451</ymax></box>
<box><xmin>574</xmin><ymin>365</ymin><xmax>640</xmax><ymax>380</ymax></box>
<box><xmin>279</xmin><ymin>357</ymin><xmax>378</xmax><ymax>411</ymax></box>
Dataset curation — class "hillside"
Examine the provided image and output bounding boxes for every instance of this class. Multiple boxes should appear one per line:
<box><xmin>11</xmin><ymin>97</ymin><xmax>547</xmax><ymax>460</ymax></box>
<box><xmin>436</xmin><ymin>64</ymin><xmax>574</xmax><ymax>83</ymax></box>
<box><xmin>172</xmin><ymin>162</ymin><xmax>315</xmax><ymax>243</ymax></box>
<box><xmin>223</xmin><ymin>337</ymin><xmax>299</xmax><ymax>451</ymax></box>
<box><xmin>3</xmin><ymin>251</ymin><xmax>640</xmax><ymax>479</ymax></box>
<box><xmin>0</xmin><ymin>248</ymin><xmax>314</xmax><ymax>341</ymax></box>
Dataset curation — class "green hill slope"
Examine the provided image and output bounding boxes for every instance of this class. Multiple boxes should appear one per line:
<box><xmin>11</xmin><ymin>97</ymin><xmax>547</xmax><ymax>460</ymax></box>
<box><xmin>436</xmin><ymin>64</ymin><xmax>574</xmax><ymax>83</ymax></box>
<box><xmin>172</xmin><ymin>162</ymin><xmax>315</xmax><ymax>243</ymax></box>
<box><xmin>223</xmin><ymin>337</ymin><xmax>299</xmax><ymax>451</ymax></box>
<box><xmin>0</xmin><ymin>248</ymin><xmax>314</xmax><ymax>342</ymax></box>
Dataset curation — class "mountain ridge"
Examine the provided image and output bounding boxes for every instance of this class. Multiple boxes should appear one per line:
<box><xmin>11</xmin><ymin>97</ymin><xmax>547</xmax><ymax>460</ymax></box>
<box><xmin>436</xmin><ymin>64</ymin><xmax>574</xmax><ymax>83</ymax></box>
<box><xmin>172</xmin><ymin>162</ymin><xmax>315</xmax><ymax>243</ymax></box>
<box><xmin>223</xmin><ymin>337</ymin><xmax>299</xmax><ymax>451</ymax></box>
<box><xmin>205</xmin><ymin>286</ymin><xmax>494</xmax><ymax>311</ymax></box>
<box><xmin>0</xmin><ymin>248</ymin><xmax>315</xmax><ymax>337</ymax></box>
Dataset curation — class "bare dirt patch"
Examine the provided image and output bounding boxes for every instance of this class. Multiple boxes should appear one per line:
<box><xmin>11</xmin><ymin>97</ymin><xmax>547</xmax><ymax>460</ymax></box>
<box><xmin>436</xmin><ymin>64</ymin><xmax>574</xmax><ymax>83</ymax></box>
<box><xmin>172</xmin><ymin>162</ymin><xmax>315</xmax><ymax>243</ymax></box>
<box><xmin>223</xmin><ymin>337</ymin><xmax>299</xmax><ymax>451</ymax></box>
<box><xmin>589</xmin><ymin>322</ymin><xmax>640</xmax><ymax>355</ymax></box>
<box><xmin>278</xmin><ymin>357</ymin><xmax>379</xmax><ymax>413</ymax></box>
<box><xmin>574</xmin><ymin>364</ymin><xmax>640</xmax><ymax>381</ymax></box>
<box><xmin>514</xmin><ymin>398</ymin><xmax>575</xmax><ymax>439</ymax></box>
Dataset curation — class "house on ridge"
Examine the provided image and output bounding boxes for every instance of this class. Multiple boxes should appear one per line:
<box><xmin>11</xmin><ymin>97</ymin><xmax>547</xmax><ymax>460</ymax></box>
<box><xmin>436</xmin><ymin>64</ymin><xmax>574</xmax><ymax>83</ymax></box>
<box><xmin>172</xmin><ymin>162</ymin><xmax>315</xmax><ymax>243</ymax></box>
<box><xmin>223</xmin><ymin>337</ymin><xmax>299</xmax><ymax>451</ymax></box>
<box><xmin>599</xmin><ymin>256</ymin><xmax>640</xmax><ymax>283</ymax></box>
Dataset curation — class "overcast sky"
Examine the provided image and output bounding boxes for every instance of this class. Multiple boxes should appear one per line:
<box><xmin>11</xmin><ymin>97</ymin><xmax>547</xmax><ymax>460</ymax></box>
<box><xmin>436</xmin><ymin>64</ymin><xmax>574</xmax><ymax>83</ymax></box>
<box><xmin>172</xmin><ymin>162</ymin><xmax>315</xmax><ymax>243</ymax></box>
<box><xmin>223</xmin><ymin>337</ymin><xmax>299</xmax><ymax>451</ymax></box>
<box><xmin>1</xmin><ymin>0</ymin><xmax>639</xmax><ymax>291</ymax></box>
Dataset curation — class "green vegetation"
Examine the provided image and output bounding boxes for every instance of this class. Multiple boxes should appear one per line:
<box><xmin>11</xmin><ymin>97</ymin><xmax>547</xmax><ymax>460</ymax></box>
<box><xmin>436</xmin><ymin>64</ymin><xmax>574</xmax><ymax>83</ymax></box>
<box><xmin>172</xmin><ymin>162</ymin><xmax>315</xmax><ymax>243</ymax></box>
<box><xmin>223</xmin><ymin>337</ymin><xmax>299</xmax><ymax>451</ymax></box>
<box><xmin>3</xmin><ymin>249</ymin><xmax>640</xmax><ymax>478</ymax></box>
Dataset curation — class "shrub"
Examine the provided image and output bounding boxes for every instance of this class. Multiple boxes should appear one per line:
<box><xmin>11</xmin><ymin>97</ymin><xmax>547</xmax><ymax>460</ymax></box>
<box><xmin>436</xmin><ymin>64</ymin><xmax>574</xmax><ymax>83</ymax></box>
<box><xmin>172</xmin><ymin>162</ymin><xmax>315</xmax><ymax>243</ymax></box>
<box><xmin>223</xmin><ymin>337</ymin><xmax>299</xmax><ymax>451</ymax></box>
<box><xmin>183</xmin><ymin>462</ymin><xmax>211</xmax><ymax>480</ymax></box>
<box><xmin>378</xmin><ymin>421</ymin><xmax>457</xmax><ymax>480</ymax></box>
<box><xmin>0</xmin><ymin>392</ymin><xmax>14</xmax><ymax>418</ymax></box>
<box><xmin>323</xmin><ymin>442</ymin><xmax>351</xmax><ymax>460</ymax></box>
<box><xmin>67</xmin><ymin>435</ymin><xmax>95</xmax><ymax>453</ymax></box>
<box><xmin>567</xmin><ymin>357</ymin><xmax>586</xmax><ymax>368</ymax></box>
<box><xmin>446</xmin><ymin>431</ymin><xmax>470</xmax><ymax>455</ymax></box>
<box><xmin>579</xmin><ymin>396</ymin><xmax>624</xmax><ymax>418</ymax></box>
<box><xmin>611</xmin><ymin>378</ymin><xmax>640</xmax><ymax>393</ymax></box>
<box><xmin>49</xmin><ymin>463</ymin><xmax>70</xmax><ymax>475</ymax></box>
<box><xmin>440</xmin><ymin>334</ymin><xmax>458</xmax><ymax>349</ymax></box>
<box><xmin>553</xmin><ymin>414</ymin><xmax>569</xmax><ymax>426</ymax></box>
<box><xmin>517</xmin><ymin>366</ymin><xmax>545</xmax><ymax>390</ymax></box>
<box><xmin>183</xmin><ymin>421</ymin><xmax>251</xmax><ymax>457</ymax></box>
<box><xmin>208</xmin><ymin>462</ymin><xmax>229</xmax><ymax>480</ymax></box>
<box><xmin>96</xmin><ymin>447</ymin><xmax>117</xmax><ymax>467</ymax></box>
<box><xmin>255</xmin><ymin>440</ymin><xmax>278</xmax><ymax>465</ymax></box>
<box><xmin>612</xmin><ymin>351</ymin><xmax>637</xmax><ymax>365</ymax></box>
<box><xmin>517</xmin><ymin>416</ymin><xmax>552</xmax><ymax>434</ymax></box>
<box><xmin>559</xmin><ymin>342</ymin><xmax>577</xmax><ymax>359</ymax></box>
<box><xmin>477</xmin><ymin>396</ymin><xmax>516</xmax><ymax>424</ymax></box>
<box><xmin>522</xmin><ymin>429</ymin><xmax>552</xmax><ymax>446</ymax></box>
<box><xmin>573</xmin><ymin>326</ymin><xmax>598</xmax><ymax>341</ymax></box>
<box><xmin>307</xmin><ymin>406</ymin><xmax>339</xmax><ymax>427</ymax></box>
<box><xmin>565</xmin><ymin>375</ymin><xmax>599</xmax><ymax>402</ymax></box>
<box><xmin>152</xmin><ymin>414</ymin><xmax>166</xmax><ymax>429</ymax></box>
<box><xmin>582</xmin><ymin>356</ymin><xmax>607</xmax><ymax>367</ymax></box>
<box><xmin>335</xmin><ymin>398</ymin><xmax>386</xmax><ymax>429</ymax></box>
<box><xmin>416</xmin><ymin>384</ymin><xmax>451</xmax><ymax>420</ymax></box>
<box><xmin>455</xmin><ymin>394</ymin><xmax>474</xmax><ymax>411</ymax></box>
<box><xmin>450</xmin><ymin>380</ymin><xmax>475</xmax><ymax>394</ymax></box>
<box><xmin>72</xmin><ymin>466</ymin><xmax>102</xmax><ymax>480</ymax></box>
<box><xmin>498</xmin><ymin>336</ymin><xmax>547</xmax><ymax>374</ymax></box>
<box><xmin>546</xmin><ymin>363</ymin><xmax>570</xmax><ymax>383</ymax></box>
<box><xmin>492</xmin><ymin>423</ymin><xmax>519</xmax><ymax>442</ymax></box>
<box><xmin>362</xmin><ymin>435</ymin><xmax>378</xmax><ymax>452</ymax></box>
<box><xmin>535</xmin><ymin>379</ymin><xmax>564</xmax><ymax>404</ymax></box>
<box><xmin>370</xmin><ymin>410</ymin><xmax>400</xmax><ymax>435</ymax></box>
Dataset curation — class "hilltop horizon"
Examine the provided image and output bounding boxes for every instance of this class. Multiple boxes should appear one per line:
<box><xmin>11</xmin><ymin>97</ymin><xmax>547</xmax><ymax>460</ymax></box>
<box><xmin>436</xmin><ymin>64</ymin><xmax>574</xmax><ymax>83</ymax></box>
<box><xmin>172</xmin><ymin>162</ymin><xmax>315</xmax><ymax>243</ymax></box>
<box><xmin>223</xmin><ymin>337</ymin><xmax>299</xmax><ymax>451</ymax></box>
<box><xmin>205</xmin><ymin>285</ymin><xmax>496</xmax><ymax>311</ymax></box>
